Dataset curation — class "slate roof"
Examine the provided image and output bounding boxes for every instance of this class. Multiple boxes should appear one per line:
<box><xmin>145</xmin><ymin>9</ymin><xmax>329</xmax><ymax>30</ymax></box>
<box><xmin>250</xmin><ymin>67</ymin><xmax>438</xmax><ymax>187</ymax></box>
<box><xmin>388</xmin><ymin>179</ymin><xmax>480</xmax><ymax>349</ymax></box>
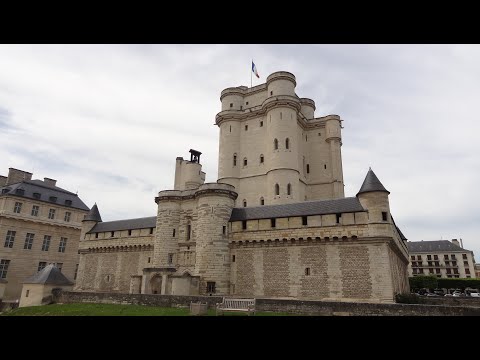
<box><xmin>357</xmin><ymin>168</ymin><xmax>390</xmax><ymax>196</ymax></box>
<box><xmin>407</xmin><ymin>240</ymin><xmax>467</xmax><ymax>253</ymax></box>
<box><xmin>88</xmin><ymin>216</ymin><xmax>157</xmax><ymax>233</ymax></box>
<box><xmin>0</xmin><ymin>179</ymin><xmax>89</xmax><ymax>211</ymax></box>
<box><xmin>23</xmin><ymin>264</ymin><xmax>74</xmax><ymax>285</ymax></box>
<box><xmin>84</xmin><ymin>203</ymin><xmax>102</xmax><ymax>222</ymax></box>
<box><xmin>230</xmin><ymin>197</ymin><xmax>365</xmax><ymax>221</ymax></box>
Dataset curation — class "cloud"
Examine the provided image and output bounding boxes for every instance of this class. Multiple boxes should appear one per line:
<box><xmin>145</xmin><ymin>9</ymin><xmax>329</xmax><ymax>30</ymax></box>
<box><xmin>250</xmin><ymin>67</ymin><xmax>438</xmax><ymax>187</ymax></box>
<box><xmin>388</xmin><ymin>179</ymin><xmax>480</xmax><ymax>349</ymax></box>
<box><xmin>0</xmin><ymin>44</ymin><xmax>479</xmax><ymax>260</ymax></box>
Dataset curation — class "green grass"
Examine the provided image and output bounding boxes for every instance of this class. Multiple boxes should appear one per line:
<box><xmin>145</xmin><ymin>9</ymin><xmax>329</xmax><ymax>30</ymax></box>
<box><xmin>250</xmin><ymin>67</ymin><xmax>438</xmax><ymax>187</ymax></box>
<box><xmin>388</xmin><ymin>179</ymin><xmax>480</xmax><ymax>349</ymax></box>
<box><xmin>0</xmin><ymin>303</ymin><xmax>296</xmax><ymax>316</ymax></box>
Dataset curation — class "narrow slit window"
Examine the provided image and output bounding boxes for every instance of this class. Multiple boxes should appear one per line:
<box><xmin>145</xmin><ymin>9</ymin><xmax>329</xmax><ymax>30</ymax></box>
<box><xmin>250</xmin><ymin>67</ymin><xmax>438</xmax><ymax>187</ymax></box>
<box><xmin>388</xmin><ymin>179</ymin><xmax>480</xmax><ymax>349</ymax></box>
<box><xmin>307</xmin><ymin>164</ymin><xmax>310</xmax><ymax>174</ymax></box>
<box><xmin>271</xmin><ymin>218</ymin><xmax>276</xmax><ymax>228</ymax></box>
<box><xmin>336</xmin><ymin>213</ymin><xmax>341</xmax><ymax>224</ymax></box>
<box><xmin>382</xmin><ymin>212</ymin><xmax>388</xmax><ymax>221</ymax></box>
<box><xmin>243</xmin><ymin>158</ymin><xmax>247</xmax><ymax>166</ymax></box>
<box><xmin>223</xmin><ymin>226</ymin><xmax>226</xmax><ymax>235</ymax></box>
<box><xmin>173</xmin><ymin>229</ymin><xmax>176</xmax><ymax>237</ymax></box>
<box><xmin>287</xmin><ymin>183</ymin><xmax>291</xmax><ymax>195</ymax></box>
<box><xmin>285</xmin><ymin>138</ymin><xmax>289</xmax><ymax>149</ymax></box>
<box><xmin>242</xmin><ymin>220</ymin><xmax>247</xmax><ymax>230</ymax></box>
<box><xmin>275</xmin><ymin>184</ymin><xmax>279</xmax><ymax>196</ymax></box>
<box><xmin>274</xmin><ymin>139</ymin><xmax>278</xmax><ymax>150</ymax></box>
<box><xmin>187</xmin><ymin>224</ymin><xmax>191</xmax><ymax>240</ymax></box>
<box><xmin>260</xmin><ymin>121</ymin><xmax>263</xmax><ymax>127</ymax></box>
<box><xmin>233</xmin><ymin>154</ymin><xmax>237</xmax><ymax>166</ymax></box>
<box><xmin>260</xmin><ymin>197</ymin><xmax>264</xmax><ymax>205</ymax></box>
<box><xmin>302</xmin><ymin>216</ymin><xmax>308</xmax><ymax>226</ymax></box>
<box><xmin>243</xmin><ymin>200</ymin><xmax>247</xmax><ymax>207</ymax></box>
<box><xmin>260</xmin><ymin>154</ymin><xmax>264</xmax><ymax>163</ymax></box>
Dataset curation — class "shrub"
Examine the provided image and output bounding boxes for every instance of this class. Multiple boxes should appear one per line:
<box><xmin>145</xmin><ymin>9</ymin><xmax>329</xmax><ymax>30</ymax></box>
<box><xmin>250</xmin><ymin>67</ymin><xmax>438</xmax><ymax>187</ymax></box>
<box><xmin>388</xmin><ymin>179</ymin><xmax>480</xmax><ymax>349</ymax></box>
<box><xmin>395</xmin><ymin>293</ymin><xmax>426</xmax><ymax>304</ymax></box>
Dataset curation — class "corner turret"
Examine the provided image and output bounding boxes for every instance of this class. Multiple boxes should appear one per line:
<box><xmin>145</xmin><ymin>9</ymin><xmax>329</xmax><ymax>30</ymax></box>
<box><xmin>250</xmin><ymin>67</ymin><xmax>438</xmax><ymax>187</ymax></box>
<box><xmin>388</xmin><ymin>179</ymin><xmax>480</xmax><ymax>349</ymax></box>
<box><xmin>81</xmin><ymin>203</ymin><xmax>102</xmax><ymax>240</ymax></box>
<box><xmin>356</xmin><ymin>168</ymin><xmax>391</xmax><ymax>223</ymax></box>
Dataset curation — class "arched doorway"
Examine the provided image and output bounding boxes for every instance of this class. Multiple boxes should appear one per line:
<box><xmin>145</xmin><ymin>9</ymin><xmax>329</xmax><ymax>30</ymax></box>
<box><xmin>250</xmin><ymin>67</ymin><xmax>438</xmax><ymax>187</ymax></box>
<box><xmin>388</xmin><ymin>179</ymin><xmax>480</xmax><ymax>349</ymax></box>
<box><xmin>150</xmin><ymin>274</ymin><xmax>162</xmax><ymax>294</ymax></box>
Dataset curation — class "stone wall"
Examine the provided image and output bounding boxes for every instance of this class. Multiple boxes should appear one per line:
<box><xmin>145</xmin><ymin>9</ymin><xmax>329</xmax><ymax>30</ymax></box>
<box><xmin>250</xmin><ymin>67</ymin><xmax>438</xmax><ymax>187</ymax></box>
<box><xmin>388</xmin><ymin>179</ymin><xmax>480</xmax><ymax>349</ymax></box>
<box><xmin>421</xmin><ymin>297</ymin><xmax>480</xmax><ymax>307</ymax></box>
<box><xmin>231</xmin><ymin>239</ymin><xmax>400</xmax><ymax>302</ymax></box>
<box><xmin>53</xmin><ymin>291</ymin><xmax>480</xmax><ymax>316</ymax></box>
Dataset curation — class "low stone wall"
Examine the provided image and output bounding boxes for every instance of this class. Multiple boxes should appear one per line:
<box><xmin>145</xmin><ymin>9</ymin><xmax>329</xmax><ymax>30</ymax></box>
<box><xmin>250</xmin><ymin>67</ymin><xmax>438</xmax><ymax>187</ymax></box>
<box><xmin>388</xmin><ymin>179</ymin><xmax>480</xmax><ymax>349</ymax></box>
<box><xmin>54</xmin><ymin>291</ymin><xmax>480</xmax><ymax>315</ymax></box>
<box><xmin>55</xmin><ymin>291</ymin><xmax>223</xmax><ymax>309</ymax></box>
<box><xmin>255</xmin><ymin>298</ymin><xmax>480</xmax><ymax>316</ymax></box>
<box><xmin>422</xmin><ymin>297</ymin><xmax>480</xmax><ymax>307</ymax></box>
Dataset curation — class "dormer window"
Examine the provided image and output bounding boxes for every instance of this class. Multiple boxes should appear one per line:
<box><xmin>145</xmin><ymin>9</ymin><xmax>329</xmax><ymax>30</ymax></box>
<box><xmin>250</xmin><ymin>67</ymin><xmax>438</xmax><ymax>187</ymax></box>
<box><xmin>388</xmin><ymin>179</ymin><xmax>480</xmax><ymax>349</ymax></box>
<box><xmin>65</xmin><ymin>199</ymin><xmax>72</xmax><ymax>206</ymax></box>
<box><xmin>1</xmin><ymin>188</ymin><xmax>10</xmax><ymax>194</ymax></box>
<box><xmin>33</xmin><ymin>192</ymin><xmax>41</xmax><ymax>199</ymax></box>
<box><xmin>16</xmin><ymin>188</ymin><xmax>25</xmax><ymax>195</ymax></box>
<box><xmin>49</xmin><ymin>196</ymin><xmax>57</xmax><ymax>203</ymax></box>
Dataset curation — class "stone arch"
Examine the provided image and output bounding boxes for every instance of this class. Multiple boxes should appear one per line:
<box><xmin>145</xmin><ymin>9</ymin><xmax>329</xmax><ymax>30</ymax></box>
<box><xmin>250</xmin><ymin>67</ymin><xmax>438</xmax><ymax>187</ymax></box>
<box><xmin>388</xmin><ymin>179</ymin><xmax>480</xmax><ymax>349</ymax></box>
<box><xmin>150</xmin><ymin>274</ymin><xmax>163</xmax><ymax>295</ymax></box>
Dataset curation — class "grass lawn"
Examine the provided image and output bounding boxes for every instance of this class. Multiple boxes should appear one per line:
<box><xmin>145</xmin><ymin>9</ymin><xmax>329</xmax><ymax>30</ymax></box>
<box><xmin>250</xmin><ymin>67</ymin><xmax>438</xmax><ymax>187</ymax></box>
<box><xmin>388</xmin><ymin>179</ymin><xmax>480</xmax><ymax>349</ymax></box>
<box><xmin>0</xmin><ymin>303</ymin><xmax>296</xmax><ymax>316</ymax></box>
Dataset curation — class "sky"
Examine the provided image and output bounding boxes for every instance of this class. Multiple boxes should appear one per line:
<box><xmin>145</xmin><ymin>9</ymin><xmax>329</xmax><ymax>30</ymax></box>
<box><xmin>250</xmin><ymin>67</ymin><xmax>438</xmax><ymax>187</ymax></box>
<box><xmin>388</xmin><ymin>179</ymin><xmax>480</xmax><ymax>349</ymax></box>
<box><xmin>1</xmin><ymin>44</ymin><xmax>479</xmax><ymax>260</ymax></box>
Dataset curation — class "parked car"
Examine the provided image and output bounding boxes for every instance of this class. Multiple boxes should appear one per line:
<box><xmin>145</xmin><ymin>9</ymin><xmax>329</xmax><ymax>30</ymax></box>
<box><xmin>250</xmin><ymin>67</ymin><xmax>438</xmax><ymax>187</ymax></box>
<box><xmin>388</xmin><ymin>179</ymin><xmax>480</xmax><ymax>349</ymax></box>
<box><xmin>427</xmin><ymin>293</ymin><xmax>440</xmax><ymax>297</ymax></box>
<box><xmin>468</xmin><ymin>292</ymin><xmax>480</xmax><ymax>298</ymax></box>
<box><xmin>452</xmin><ymin>291</ymin><xmax>464</xmax><ymax>297</ymax></box>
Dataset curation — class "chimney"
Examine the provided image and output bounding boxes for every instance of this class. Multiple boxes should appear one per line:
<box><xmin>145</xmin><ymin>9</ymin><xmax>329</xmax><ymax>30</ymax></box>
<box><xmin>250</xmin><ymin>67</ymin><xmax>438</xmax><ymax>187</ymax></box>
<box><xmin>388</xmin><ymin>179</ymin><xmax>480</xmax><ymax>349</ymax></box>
<box><xmin>460</xmin><ymin>238</ymin><xmax>464</xmax><ymax>248</ymax></box>
<box><xmin>6</xmin><ymin>168</ymin><xmax>33</xmax><ymax>185</ymax></box>
<box><xmin>452</xmin><ymin>239</ymin><xmax>461</xmax><ymax>247</ymax></box>
<box><xmin>0</xmin><ymin>175</ymin><xmax>7</xmax><ymax>186</ymax></box>
<box><xmin>43</xmin><ymin>177</ymin><xmax>57</xmax><ymax>187</ymax></box>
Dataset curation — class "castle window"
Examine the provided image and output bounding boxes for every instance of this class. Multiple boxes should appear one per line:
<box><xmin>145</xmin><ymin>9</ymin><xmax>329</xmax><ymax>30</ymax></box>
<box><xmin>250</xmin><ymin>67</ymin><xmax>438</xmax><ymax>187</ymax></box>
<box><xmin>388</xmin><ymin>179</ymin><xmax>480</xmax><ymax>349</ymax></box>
<box><xmin>302</xmin><ymin>216</ymin><xmax>308</xmax><ymax>226</ymax></box>
<box><xmin>56</xmin><ymin>262</ymin><xmax>63</xmax><ymax>272</ymax></box>
<box><xmin>260</xmin><ymin>197</ymin><xmax>264</xmax><ymax>205</ymax></box>
<box><xmin>260</xmin><ymin>121</ymin><xmax>263</xmax><ymax>127</ymax></box>
<box><xmin>466</xmin><ymin>268</ymin><xmax>471</xmax><ymax>274</ymax></box>
<box><xmin>240</xmin><ymin>106</ymin><xmax>243</xmax><ymax>110</ymax></box>
<box><xmin>168</xmin><ymin>253</ymin><xmax>174</xmax><ymax>264</ymax></box>
<box><xmin>173</xmin><ymin>229</ymin><xmax>176</xmax><ymax>237</ymax></box>
<box><xmin>306</xmin><ymin>134</ymin><xmax>308</xmax><ymax>141</ymax></box>
<box><xmin>243</xmin><ymin>200</ymin><xmax>247</xmax><ymax>207</ymax></box>
<box><xmin>245</xmin><ymin>124</ymin><xmax>248</xmax><ymax>131</ymax></box>
<box><xmin>270</xmin><ymin>91</ymin><xmax>273</xmax><ymax>96</ymax></box>
<box><xmin>110</xmin><ymin>231</ymin><xmax>114</xmax><ymax>237</ymax></box>
<box><xmin>230</xmin><ymin>103</ymin><xmax>233</xmax><ymax>108</ymax></box>
<box><xmin>275</xmin><ymin>184</ymin><xmax>279</xmax><ymax>196</ymax></box>
<box><xmin>271</xmin><ymin>218</ymin><xmax>276</xmax><ymax>228</ymax></box>
<box><xmin>223</xmin><ymin>226</ymin><xmax>226</xmax><ymax>235</ymax></box>
<box><xmin>260</xmin><ymin>154</ymin><xmax>264</xmax><ymax>163</ymax></box>
<box><xmin>64</xmin><ymin>212</ymin><xmax>71</xmax><ymax>222</ymax></box>
<box><xmin>207</xmin><ymin>282</ymin><xmax>216</xmax><ymax>293</ymax></box>
<box><xmin>229</xmin><ymin>125</ymin><xmax>231</xmax><ymax>132</ymax></box>
<box><xmin>58</xmin><ymin>237</ymin><xmax>67</xmax><ymax>253</ymax></box>
<box><xmin>336</xmin><ymin>213</ymin><xmax>341</xmax><ymax>224</ymax></box>
<box><xmin>95</xmin><ymin>233</ymin><xmax>98</xmax><ymax>239</ymax></box>
<box><xmin>274</xmin><ymin>139</ymin><xmax>278</xmax><ymax>150</ymax></box>
<box><xmin>307</xmin><ymin>164</ymin><xmax>310</xmax><ymax>174</ymax></box>
<box><xmin>26</xmin><ymin>289</ymin><xmax>30</xmax><ymax>297</ymax></box>
<box><xmin>106</xmin><ymin>275</ymin><xmax>111</xmax><ymax>282</ymax></box>
<box><xmin>14</xmin><ymin>202</ymin><xmax>22</xmax><ymax>213</ymax></box>
<box><xmin>150</xmin><ymin>228</ymin><xmax>154</xmax><ymax>234</ymax></box>
<box><xmin>41</xmin><ymin>235</ymin><xmax>51</xmax><ymax>251</ymax></box>
<box><xmin>287</xmin><ymin>183</ymin><xmax>291</xmax><ymax>196</ymax></box>
<box><xmin>318</xmin><ymin>132</ymin><xmax>321</xmax><ymax>136</ymax></box>
<box><xmin>285</xmin><ymin>138</ymin><xmax>290</xmax><ymax>149</ymax></box>
<box><xmin>280</xmin><ymin>112</ymin><xmax>282</xmax><ymax>119</ymax></box>
<box><xmin>246</xmin><ymin>102</ymin><xmax>249</xmax><ymax>105</ymax></box>
<box><xmin>242</xmin><ymin>220</ymin><xmax>247</xmax><ymax>230</ymax></box>
<box><xmin>74</xmin><ymin>264</ymin><xmax>79</xmax><ymax>280</ymax></box>
<box><xmin>4</xmin><ymin>231</ymin><xmax>15</xmax><ymax>248</ymax></box>
<box><xmin>24</xmin><ymin>233</ymin><xmax>34</xmax><ymax>250</ymax></box>
<box><xmin>462</xmin><ymin>254</ymin><xmax>467</xmax><ymax>260</ymax></box>
<box><xmin>232</xmin><ymin>255</ymin><xmax>235</xmax><ymax>262</ymax></box>
<box><xmin>128</xmin><ymin>229</ymin><xmax>132</xmax><ymax>236</ymax></box>
<box><xmin>233</xmin><ymin>154</ymin><xmax>237</xmax><ymax>166</ymax></box>
<box><xmin>305</xmin><ymin>268</ymin><xmax>310</xmax><ymax>276</ymax></box>
<box><xmin>382</xmin><ymin>212</ymin><xmax>388</xmax><ymax>221</ymax></box>
<box><xmin>37</xmin><ymin>261</ymin><xmax>47</xmax><ymax>272</ymax></box>
<box><xmin>1</xmin><ymin>188</ymin><xmax>10</xmax><ymax>194</ymax></box>
<box><xmin>243</xmin><ymin>158</ymin><xmax>247</xmax><ymax>166</ymax></box>
<box><xmin>48</xmin><ymin>208</ymin><xmax>56</xmax><ymax>219</ymax></box>
<box><xmin>148</xmin><ymin>257</ymin><xmax>151</xmax><ymax>263</ymax></box>
<box><xmin>0</xmin><ymin>259</ymin><xmax>10</xmax><ymax>279</ymax></box>
<box><xmin>187</xmin><ymin>224</ymin><xmax>191</xmax><ymax>240</ymax></box>
<box><xmin>324</xmin><ymin>164</ymin><xmax>327</xmax><ymax>170</ymax></box>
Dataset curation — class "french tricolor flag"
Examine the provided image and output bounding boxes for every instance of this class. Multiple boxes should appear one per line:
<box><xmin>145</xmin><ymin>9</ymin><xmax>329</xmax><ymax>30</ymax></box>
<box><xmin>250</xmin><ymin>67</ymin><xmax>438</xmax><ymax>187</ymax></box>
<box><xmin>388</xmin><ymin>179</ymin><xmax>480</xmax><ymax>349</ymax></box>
<box><xmin>252</xmin><ymin>61</ymin><xmax>260</xmax><ymax>78</ymax></box>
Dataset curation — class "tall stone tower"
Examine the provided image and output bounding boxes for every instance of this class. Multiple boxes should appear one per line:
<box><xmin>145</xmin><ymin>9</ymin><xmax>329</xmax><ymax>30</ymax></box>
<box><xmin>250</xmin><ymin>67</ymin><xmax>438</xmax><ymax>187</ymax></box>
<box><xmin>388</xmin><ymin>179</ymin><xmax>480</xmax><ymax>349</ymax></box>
<box><xmin>216</xmin><ymin>71</ymin><xmax>345</xmax><ymax>207</ymax></box>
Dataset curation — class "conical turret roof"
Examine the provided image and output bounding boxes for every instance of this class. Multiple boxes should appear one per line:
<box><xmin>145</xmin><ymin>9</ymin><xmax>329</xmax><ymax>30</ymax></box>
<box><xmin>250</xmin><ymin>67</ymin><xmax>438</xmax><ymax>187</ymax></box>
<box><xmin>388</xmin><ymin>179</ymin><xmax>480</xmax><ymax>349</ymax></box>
<box><xmin>23</xmin><ymin>264</ymin><xmax>74</xmax><ymax>285</ymax></box>
<box><xmin>83</xmin><ymin>203</ymin><xmax>102</xmax><ymax>222</ymax></box>
<box><xmin>357</xmin><ymin>168</ymin><xmax>390</xmax><ymax>196</ymax></box>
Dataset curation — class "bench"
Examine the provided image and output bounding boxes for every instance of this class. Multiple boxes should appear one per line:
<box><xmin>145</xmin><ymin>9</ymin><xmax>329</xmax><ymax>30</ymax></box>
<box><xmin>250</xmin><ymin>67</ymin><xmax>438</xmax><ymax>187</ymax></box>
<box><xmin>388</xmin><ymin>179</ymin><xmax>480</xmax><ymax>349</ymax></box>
<box><xmin>216</xmin><ymin>298</ymin><xmax>256</xmax><ymax>316</ymax></box>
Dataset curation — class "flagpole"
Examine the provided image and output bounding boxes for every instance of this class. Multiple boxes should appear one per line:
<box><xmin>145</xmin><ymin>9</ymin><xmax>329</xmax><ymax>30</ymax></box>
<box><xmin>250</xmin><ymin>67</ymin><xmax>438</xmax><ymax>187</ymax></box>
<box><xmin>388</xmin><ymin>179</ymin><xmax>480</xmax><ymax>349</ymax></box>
<box><xmin>251</xmin><ymin>59</ymin><xmax>253</xmax><ymax>88</ymax></box>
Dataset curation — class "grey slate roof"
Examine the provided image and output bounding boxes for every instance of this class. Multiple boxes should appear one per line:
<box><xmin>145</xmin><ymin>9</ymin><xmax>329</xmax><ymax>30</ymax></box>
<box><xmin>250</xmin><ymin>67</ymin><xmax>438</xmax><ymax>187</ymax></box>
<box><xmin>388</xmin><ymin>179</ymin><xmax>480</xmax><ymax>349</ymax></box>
<box><xmin>230</xmin><ymin>197</ymin><xmax>365</xmax><ymax>222</ymax></box>
<box><xmin>0</xmin><ymin>179</ymin><xmax>89</xmax><ymax>211</ymax></box>
<box><xmin>23</xmin><ymin>264</ymin><xmax>74</xmax><ymax>285</ymax></box>
<box><xmin>357</xmin><ymin>169</ymin><xmax>390</xmax><ymax>196</ymax></box>
<box><xmin>88</xmin><ymin>216</ymin><xmax>157</xmax><ymax>233</ymax></box>
<box><xmin>84</xmin><ymin>203</ymin><xmax>102</xmax><ymax>222</ymax></box>
<box><xmin>407</xmin><ymin>240</ymin><xmax>467</xmax><ymax>253</ymax></box>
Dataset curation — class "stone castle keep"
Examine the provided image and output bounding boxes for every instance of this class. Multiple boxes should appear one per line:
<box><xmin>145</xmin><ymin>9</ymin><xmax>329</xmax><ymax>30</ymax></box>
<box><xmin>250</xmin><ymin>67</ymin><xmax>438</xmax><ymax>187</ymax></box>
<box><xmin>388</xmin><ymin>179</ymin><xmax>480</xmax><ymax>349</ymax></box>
<box><xmin>75</xmin><ymin>71</ymin><xmax>410</xmax><ymax>302</ymax></box>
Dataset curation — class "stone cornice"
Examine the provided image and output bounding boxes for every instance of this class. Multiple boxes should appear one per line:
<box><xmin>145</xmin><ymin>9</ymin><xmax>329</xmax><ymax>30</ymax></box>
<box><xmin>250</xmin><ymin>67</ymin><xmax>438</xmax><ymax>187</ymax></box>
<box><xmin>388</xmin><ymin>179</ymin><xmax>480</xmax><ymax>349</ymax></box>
<box><xmin>155</xmin><ymin>183</ymin><xmax>238</xmax><ymax>204</ymax></box>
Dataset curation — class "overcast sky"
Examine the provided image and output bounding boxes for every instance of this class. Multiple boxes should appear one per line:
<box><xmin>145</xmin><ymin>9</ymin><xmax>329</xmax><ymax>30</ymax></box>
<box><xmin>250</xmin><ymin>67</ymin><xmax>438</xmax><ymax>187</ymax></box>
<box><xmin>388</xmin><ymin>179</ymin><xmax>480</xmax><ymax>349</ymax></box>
<box><xmin>1</xmin><ymin>44</ymin><xmax>479</xmax><ymax>260</ymax></box>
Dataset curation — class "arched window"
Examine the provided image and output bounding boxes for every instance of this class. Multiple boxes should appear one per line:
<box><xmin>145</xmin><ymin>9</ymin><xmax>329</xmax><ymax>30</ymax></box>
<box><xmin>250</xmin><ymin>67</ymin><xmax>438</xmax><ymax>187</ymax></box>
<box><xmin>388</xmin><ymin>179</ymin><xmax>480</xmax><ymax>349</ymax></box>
<box><xmin>243</xmin><ymin>158</ymin><xmax>247</xmax><ymax>166</ymax></box>
<box><xmin>243</xmin><ymin>200</ymin><xmax>247</xmax><ymax>207</ymax></box>
<box><xmin>260</xmin><ymin>197</ymin><xmax>264</xmax><ymax>205</ymax></box>
<box><xmin>260</xmin><ymin>154</ymin><xmax>264</xmax><ymax>163</ymax></box>
<box><xmin>233</xmin><ymin>154</ymin><xmax>237</xmax><ymax>166</ymax></box>
<box><xmin>275</xmin><ymin>184</ymin><xmax>279</xmax><ymax>196</ymax></box>
<box><xmin>274</xmin><ymin>138</ymin><xmax>278</xmax><ymax>150</ymax></box>
<box><xmin>285</xmin><ymin>138</ymin><xmax>290</xmax><ymax>149</ymax></box>
<box><xmin>287</xmin><ymin>183</ymin><xmax>291</xmax><ymax>195</ymax></box>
